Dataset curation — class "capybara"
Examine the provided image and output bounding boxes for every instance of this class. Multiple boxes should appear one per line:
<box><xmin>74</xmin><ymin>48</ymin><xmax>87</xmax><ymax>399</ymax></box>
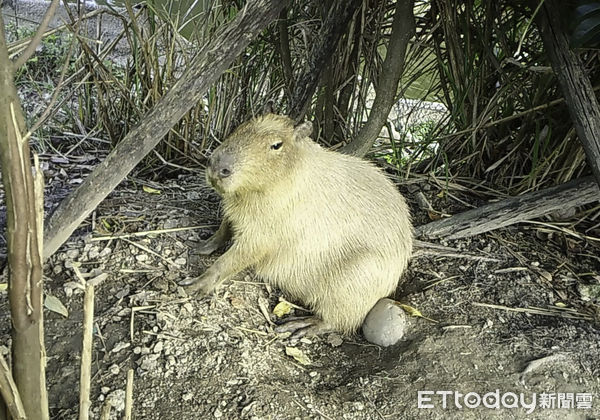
<box><xmin>181</xmin><ymin>114</ymin><xmax>412</xmax><ymax>336</ymax></box>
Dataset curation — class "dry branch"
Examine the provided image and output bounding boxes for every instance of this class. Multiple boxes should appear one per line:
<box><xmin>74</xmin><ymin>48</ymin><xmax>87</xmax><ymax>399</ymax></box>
<box><xmin>536</xmin><ymin>0</ymin><xmax>600</xmax><ymax>186</ymax></box>
<box><xmin>124</xmin><ymin>369</ymin><xmax>134</xmax><ymax>420</ymax></box>
<box><xmin>0</xmin><ymin>10</ymin><xmax>49</xmax><ymax>419</ymax></box>
<box><xmin>0</xmin><ymin>354</ymin><xmax>26</xmax><ymax>420</ymax></box>
<box><xmin>78</xmin><ymin>282</ymin><xmax>94</xmax><ymax>420</ymax></box>
<box><xmin>416</xmin><ymin>176</ymin><xmax>600</xmax><ymax>240</ymax></box>
<box><xmin>341</xmin><ymin>0</ymin><xmax>415</xmax><ymax>156</ymax></box>
<box><xmin>43</xmin><ymin>0</ymin><xmax>290</xmax><ymax>259</ymax></box>
<box><xmin>288</xmin><ymin>0</ymin><xmax>362</xmax><ymax>121</ymax></box>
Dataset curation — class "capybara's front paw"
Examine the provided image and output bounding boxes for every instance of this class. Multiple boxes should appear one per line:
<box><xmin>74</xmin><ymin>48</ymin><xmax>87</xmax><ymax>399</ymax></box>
<box><xmin>274</xmin><ymin>316</ymin><xmax>333</xmax><ymax>339</ymax></box>
<box><xmin>197</xmin><ymin>239</ymin><xmax>220</xmax><ymax>256</ymax></box>
<box><xmin>179</xmin><ymin>269</ymin><xmax>220</xmax><ymax>294</ymax></box>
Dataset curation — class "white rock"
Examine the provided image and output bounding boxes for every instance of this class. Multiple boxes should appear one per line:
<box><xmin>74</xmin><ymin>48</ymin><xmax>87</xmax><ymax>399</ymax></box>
<box><xmin>361</xmin><ymin>298</ymin><xmax>407</xmax><ymax>347</ymax></box>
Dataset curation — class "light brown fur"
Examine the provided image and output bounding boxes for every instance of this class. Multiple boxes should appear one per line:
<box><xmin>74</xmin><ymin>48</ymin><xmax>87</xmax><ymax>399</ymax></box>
<box><xmin>188</xmin><ymin>114</ymin><xmax>413</xmax><ymax>334</ymax></box>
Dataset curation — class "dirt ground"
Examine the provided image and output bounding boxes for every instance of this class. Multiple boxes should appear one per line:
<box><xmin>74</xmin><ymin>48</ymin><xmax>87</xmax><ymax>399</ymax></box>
<box><xmin>2</xmin><ymin>158</ymin><xmax>599</xmax><ymax>420</ymax></box>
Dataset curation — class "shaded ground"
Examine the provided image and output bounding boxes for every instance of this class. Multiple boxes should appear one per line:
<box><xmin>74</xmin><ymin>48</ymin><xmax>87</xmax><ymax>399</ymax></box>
<box><xmin>1</xmin><ymin>158</ymin><xmax>599</xmax><ymax>419</ymax></box>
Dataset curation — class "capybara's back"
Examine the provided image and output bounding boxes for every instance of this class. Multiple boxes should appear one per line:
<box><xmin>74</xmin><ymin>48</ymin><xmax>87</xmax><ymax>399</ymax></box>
<box><xmin>195</xmin><ymin>114</ymin><xmax>413</xmax><ymax>335</ymax></box>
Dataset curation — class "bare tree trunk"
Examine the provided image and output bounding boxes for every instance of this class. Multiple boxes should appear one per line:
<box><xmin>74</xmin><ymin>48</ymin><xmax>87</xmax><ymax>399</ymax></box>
<box><xmin>416</xmin><ymin>176</ymin><xmax>600</xmax><ymax>240</ymax></box>
<box><xmin>43</xmin><ymin>0</ymin><xmax>290</xmax><ymax>259</ymax></box>
<box><xmin>0</xmin><ymin>11</ymin><xmax>49</xmax><ymax>420</ymax></box>
<box><xmin>341</xmin><ymin>0</ymin><xmax>415</xmax><ymax>157</ymax></box>
<box><xmin>288</xmin><ymin>0</ymin><xmax>363</xmax><ymax>122</ymax></box>
<box><xmin>536</xmin><ymin>0</ymin><xmax>600</xmax><ymax>186</ymax></box>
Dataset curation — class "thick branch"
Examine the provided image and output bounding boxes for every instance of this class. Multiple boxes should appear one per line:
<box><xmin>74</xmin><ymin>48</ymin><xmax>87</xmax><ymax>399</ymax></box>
<box><xmin>288</xmin><ymin>0</ymin><xmax>362</xmax><ymax>122</ymax></box>
<box><xmin>416</xmin><ymin>177</ymin><xmax>600</xmax><ymax>240</ymax></box>
<box><xmin>43</xmin><ymin>0</ymin><xmax>290</xmax><ymax>259</ymax></box>
<box><xmin>536</xmin><ymin>0</ymin><xmax>600</xmax><ymax>186</ymax></box>
<box><xmin>341</xmin><ymin>0</ymin><xmax>415</xmax><ymax>156</ymax></box>
<box><xmin>0</xmin><ymin>9</ymin><xmax>48</xmax><ymax>420</ymax></box>
<box><xmin>13</xmin><ymin>0</ymin><xmax>60</xmax><ymax>68</ymax></box>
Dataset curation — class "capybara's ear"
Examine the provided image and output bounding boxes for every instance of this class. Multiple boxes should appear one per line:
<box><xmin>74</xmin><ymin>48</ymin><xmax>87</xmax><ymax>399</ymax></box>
<box><xmin>261</xmin><ymin>100</ymin><xmax>275</xmax><ymax>115</ymax></box>
<box><xmin>293</xmin><ymin>121</ymin><xmax>312</xmax><ymax>141</ymax></box>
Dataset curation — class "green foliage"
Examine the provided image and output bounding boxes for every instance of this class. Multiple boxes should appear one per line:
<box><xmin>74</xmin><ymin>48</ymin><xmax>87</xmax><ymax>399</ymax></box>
<box><xmin>7</xmin><ymin>25</ymin><xmax>73</xmax><ymax>84</ymax></box>
<box><xmin>570</xmin><ymin>0</ymin><xmax>600</xmax><ymax>48</ymax></box>
<box><xmin>10</xmin><ymin>0</ymin><xmax>595</xmax><ymax>193</ymax></box>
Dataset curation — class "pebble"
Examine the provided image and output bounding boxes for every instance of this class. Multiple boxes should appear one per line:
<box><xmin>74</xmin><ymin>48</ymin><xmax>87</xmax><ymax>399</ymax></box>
<box><xmin>88</xmin><ymin>247</ymin><xmax>100</xmax><ymax>259</ymax></box>
<box><xmin>326</xmin><ymin>333</ymin><xmax>343</xmax><ymax>347</ymax></box>
<box><xmin>139</xmin><ymin>354</ymin><xmax>160</xmax><ymax>371</ymax></box>
<box><xmin>361</xmin><ymin>298</ymin><xmax>408</xmax><ymax>347</ymax></box>
<box><xmin>99</xmin><ymin>247</ymin><xmax>112</xmax><ymax>258</ymax></box>
<box><xmin>112</xmin><ymin>342</ymin><xmax>131</xmax><ymax>353</ymax></box>
<box><xmin>66</xmin><ymin>249</ymin><xmax>79</xmax><ymax>259</ymax></box>
<box><xmin>109</xmin><ymin>364</ymin><xmax>120</xmax><ymax>375</ymax></box>
<box><xmin>154</xmin><ymin>341</ymin><xmax>164</xmax><ymax>354</ymax></box>
<box><xmin>106</xmin><ymin>389</ymin><xmax>126</xmax><ymax>412</ymax></box>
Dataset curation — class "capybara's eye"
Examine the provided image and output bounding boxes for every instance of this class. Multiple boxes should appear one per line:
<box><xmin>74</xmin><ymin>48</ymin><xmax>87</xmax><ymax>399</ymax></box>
<box><xmin>271</xmin><ymin>141</ymin><xmax>283</xmax><ymax>150</ymax></box>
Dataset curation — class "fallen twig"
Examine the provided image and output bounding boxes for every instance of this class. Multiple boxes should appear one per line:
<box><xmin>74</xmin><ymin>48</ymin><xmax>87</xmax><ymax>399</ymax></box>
<box><xmin>90</xmin><ymin>225</ymin><xmax>214</xmax><ymax>241</ymax></box>
<box><xmin>0</xmin><ymin>353</ymin><xmax>27</xmax><ymax>420</ymax></box>
<box><xmin>473</xmin><ymin>302</ymin><xmax>593</xmax><ymax>320</ymax></box>
<box><xmin>124</xmin><ymin>369</ymin><xmax>134</xmax><ymax>420</ymax></box>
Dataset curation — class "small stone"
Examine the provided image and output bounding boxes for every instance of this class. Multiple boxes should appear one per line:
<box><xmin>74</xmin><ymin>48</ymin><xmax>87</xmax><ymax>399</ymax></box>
<box><xmin>136</xmin><ymin>254</ymin><xmax>149</xmax><ymax>263</ymax></box>
<box><xmin>214</xmin><ymin>408</ymin><xmax>223</xmax><ymax>418</ymax></box>
<box><xmin>154</xmin><ymin>341</ymin><xmax>164</xmax><ymax>354</ymax></box>
<box><xmin>101</xmin><ymin>387</ymin><xmax>110</xmax><ymax>394</ymax></box>
<box><xmin>53</xmin><ymin>265</ymin><xmax>63</xmax><ymax>275</ymax></box>
<box><xmin>174</xmin><ymin>258</ymin><xmax>187</xmax><ymax>266</ymax></box>
<box><xmin>153</xmin><ymin>277</ymin><xmax>169</xmax><ymax>292</ymax></box>
<box><xmin>88</xmin><ymin>247</ymin><xmax>100</xmax><ymax>259</ymax></box>
<box><xmin>361</xmin><ymin>298</ymin><xmax>408</xmax><ymax>347</ymax></box>
<box><xmin>106</xmin><ymin>389</ymin><xmax>126</xmax><ymax>412</ymax></box>
<box><xmin>578</xmin><ymin>283</ymin><xmax>600</xmax><ymax>301</ymax></box>
<box><xmin>182</xmin><ymin>392</ymin><xmax>194</xmax><ymax>401</ymax></box>
<box><xmin>177</xmin><ymin>286</ymin><xmax>188</xmax><ymax>298</ymax></box>
<box><xmin>133</xmin><ymin>346</ymin><xmax>142</xmax><ymax>355</ymax></box>
<box><xmin>138</xmin><ymin>354</ymin><xmax>160</xmax><ymax>371</ymax></box>
<box><xmin>99</xmin><ymin>247</ymin><xmax>112</xmax><ymax>258</ymax></box>
<box><xmin>112</xmin><ymin>342</ymin><xmax>131</xmax><ymax>353</ymax></box>
<box><xmin>326</xmin><ymin>333</ymin><xmax>343</xmax><ymax>347</ymax></box>
<box><xmin>66</xmin><ymin>249</ymin><xmax>79</xmax><ymax>259</ymax></box>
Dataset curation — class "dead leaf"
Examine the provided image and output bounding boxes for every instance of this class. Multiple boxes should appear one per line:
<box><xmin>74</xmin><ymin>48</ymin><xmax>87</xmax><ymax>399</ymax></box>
<box><xmin>285</xmin><ymin>347</ymin><xmax>311</xmax><ymax>365</ymax></box>
<box><xmin>396</xmin><ymin>303</ymin><xmax>438</xmax><ymax>323</ymax></box>
<box><xmin>45</xmin><ymin>295</ymin><xmax>69</xmax><ymax>318</ymax></box>
<box><xmin>143</xmin><ymin>185</ymin><xmax>161</xmax><ymax>194</ymax></box>
<box><xmin>273</xmin><ymin>301</ymin><xmax>292</xmax><ymax>318</ymax></box>
<box><xmin>230</xmin><ymin>296</ymin><xmax>245</xmax><ymax>309</ymax></box>
<box><xmin>427</xmin><ymin>209</ymin><xmax>442</xmax><ymax>221</ymax></box>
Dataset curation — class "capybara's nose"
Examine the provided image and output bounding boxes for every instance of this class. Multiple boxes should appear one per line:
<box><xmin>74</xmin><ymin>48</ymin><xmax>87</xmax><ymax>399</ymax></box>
<box><xmin>210</xmin><ymin>152</ymin><xmax>233</xmax><ymax>179</ymax></box>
